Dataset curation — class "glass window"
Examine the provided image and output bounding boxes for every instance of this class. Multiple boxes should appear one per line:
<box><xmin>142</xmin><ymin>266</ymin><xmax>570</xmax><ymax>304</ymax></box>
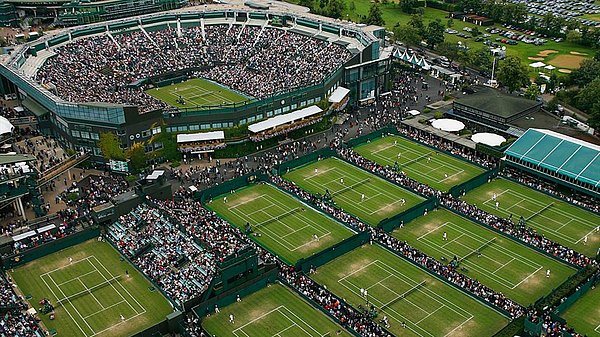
<box><xmin>190</xmin><ymin>125</ymin><xmax>199</xmax><ymax>131</ymax></box>
<box><xmin>201</xmin><ymin>124</ymin><xmax>211</xmax><ymax>129</ymax></box>
<box><xmin>90</xmin><ymin>133</ymin><xmax>99</xmax><ymax>140</ymax></box>
<box><xmin>71</xmin><ymin>130</ymin><xmax>81</xmax><ymax>138</ymax></box>
<box><xmin>80</xmin><ymin>132</ymin><xmax>90</xmax><ymax>139</ymax></box>
<box><xmin>178</xmin><ymin>126</ymin><xmax>187</xmax><ymax>132</ymax></box>
<box><xmin>282</xmin><ymin>106</ymin><xmax>290</xmax><ymax>113</ymax></box>
<box><xmin>212</xmin><ymin>123</ymin><xmax>222</xmax><ymax>128</ymax></box>
<box><xmin>291</xmin><ymin>104</ymin><xmax>297</xmax><ymax>110</ymax></box>
<box><xmin>152</xmin><ymin>127</ymin><xmax>161</xmax><ymax>135</ymax></box>
<box><xmin>142</xmin><ymin>130</ymin><xmax>151</xmax><ymax>138</ymax></box>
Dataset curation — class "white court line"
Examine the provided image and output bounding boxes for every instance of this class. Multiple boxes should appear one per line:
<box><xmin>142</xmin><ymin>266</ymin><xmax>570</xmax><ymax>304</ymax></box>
<box><xmin>511</xmin><ymin>266</ymin><xmax>543</xmax><ymax>289</ymax></box>
<box><xmin>57</xmin><ymin>270</ymin><xmax>97</xmax><ymax>286</ymax></box>
<box><xmin>47</xmin><ymin>273</ymin><xmax>96</xmax><ymax>335</ymax></box>
<box><xmin>233</xmin><ymin>305</ymin><xmax>324</xmax><ymax>337</ymax></box>
<box><xmin>303</xmin><ymin>166</ymin><xmax>337</xmax><ymax>180</ymax></box>
<box><xmin>40</xmin><ymin>273</ymin><xmax>90</xmax><ymax>337</ymax></box>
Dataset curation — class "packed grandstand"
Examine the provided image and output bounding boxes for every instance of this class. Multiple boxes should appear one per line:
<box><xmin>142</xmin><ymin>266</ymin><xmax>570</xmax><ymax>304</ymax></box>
<box><xmin>35</xmin><ymin>25</ymin><xmax>352</xmax><ymax>113</ymax></box>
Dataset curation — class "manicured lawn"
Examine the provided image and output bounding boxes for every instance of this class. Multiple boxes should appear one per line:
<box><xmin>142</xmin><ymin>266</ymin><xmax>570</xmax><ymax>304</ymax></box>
<box><xmin>311</xmin><ymin>244</ymin><xmax>510</xmax><ymax>337</ymax></box>
<box><xmin>353</xmin><ymin>135</ymin><xmax>485</xmax><ymax>191</ymax></box>
<box><xmin>561</xmin><ymin>285</ymin><xmax>600</xmax><ymax>337</ymax></box>
<box><xmin>393</xmin><ymin>208</ymin><xmax>577</xmax><ymax>305</ymax></box>
<box><xmin>10</xmin><ymin>240</ymin><xmax>173</xmax><ymax>337</ymax></box>
<box><xmin>146</xmin><ymin>78</ymin><xmax>250</xmax><ymax>109</ymax></box>
<box><xmin>207</xmin><ymin>183</ymin><xmax>354</xmax><ymax>265</ymax></box>
<box><xmin>462</xmin><ymin>178</ymin><xmax>600</xmax><ymax>257</ymax></box>
<box><xmin>202</xmin><ymin>283</ymin><xmax>352</xmax><ymax>337</ymax></box>
<box><xmin>283</xmin><ymin>157</ymin><xmax>425</xmax><ymax>226</ymax></box>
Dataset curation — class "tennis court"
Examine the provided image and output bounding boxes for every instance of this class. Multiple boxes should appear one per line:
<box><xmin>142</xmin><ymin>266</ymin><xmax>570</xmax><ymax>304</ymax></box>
<box><xmin>560</xmin><ymin>285</ymin><xmax>600</xmax><ymax>337</ymax></box>
<box><xmin>353</xmin><ymin>135</ymin><xmax>484</xmax><ymax>191</ymax></box>
<box><xmin>207</xmin><ymin>183</ymin><xmax>354</xmax><ymax>264</ymax></box>
<box><xmin>202</xmin><ymin>283</ymin><xmax>352</xmax><ymax>337</ymax></box>
<box><xmin>394</xmin><ymin>209</ymin><xmax>576</xmax><ymax>305</ymax></box>
<box><xmin>311</xmin><ymin>244</ymin><xmax>509</xmax><ymax>337</ymax></box>
<box><xmin>462</xmin><ymin>179</ymin><xmax>600</xmax><ymax>257</ymax></box>
<box><xmin>283</xmin><ymin>157</ymin><xmax>425</xmax><ymax>226</ymax></box>
<box><xmin>146</xmin><ymin>78</ymin><xmax>249</xmax><ymax>108</ymax></box>
<box><xmin>10</xmin><ymin>240</ymin><xmax>172</xmax><ymax>337</ymax></box>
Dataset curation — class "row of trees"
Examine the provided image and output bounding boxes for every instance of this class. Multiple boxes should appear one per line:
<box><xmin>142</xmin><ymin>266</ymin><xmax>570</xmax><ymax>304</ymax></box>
<box><xmin>559</xmin><ymin>54</ymin><xmax>600</xmax><ymax>129</ymax></box>
<box><xmin>392</xmin><ymin>14</ymin><xmax>445</xmax><ymax>48</ymax></box>
<box><xmin>298</xmin><ymin>0</ymin><xmax>386</xmax><ymax>26</ymax></box>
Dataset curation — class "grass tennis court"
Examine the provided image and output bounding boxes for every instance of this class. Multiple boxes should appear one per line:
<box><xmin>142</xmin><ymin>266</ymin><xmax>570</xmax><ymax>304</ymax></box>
<box><xmin>311</xmin><ymin>244</ymin><xmax>509</xmax><ymax>337</ymax></box>
<box><xmin>393</xmin><ymin>208</ymin><xmax>576</xmax><ymax>305</ymax></box>
<box><xmin>10</xmin><ymin>240</ymin><xmax>173</xmax><ymax>337</ymax></box>
<box><xmin>146</xmin><ymin>78</ymin><xmax>249</xmax><ymax>108</ymax></box>
<box><xmin>283</xmin><ymin>157</ymin><xmax>425</xmax><ymax>226</ymax></box>
<box><xmin>462</xmin><ymin>179</ymin><xmax>600</xmax><ymax>257</ymax></box>
<box><xmin>207</xmin><ymin>183</ymin><xmax>354</xmax><ymax>264</ymax></box>
<box><xmin>353</xmin><ymin>135</ymin><xmax>485</xmax><ymax>191</ymax></box>
<box><xmin>560</xmin><ymin>285</ymin><xmax>600</xmax><ymax>337</ymax></box>
<box><xmin>202</xmin><ymin>283</ymin><xmax>352</xmax><ymax>337</ymax></box>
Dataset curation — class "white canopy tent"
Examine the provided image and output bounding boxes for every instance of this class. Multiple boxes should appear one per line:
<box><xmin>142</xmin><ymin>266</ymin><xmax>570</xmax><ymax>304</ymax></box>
<box><xmin>248</xmin><ymin>105</ymin><xmax>322</xmax><ymax>133</ymax></box>
<box><xmin>431</xmin><ymin>119</ymin><xmax>465</xmax><ymax>132</ymax></box>
<box><xmin>407</xmin><ymin>110</ymin><xmax>421</xmax><ymax>116</ymax></box>
<box><xmin>471</xmin><ymin>133</ymin><xmax>507</xmax><ymax>147</ymax></box>
<box><xmin>329</xmin><ymin>87</ymin><xmax>350</xmax><ymax>103</ymax></box>
<box><xmin>177</xmin><ymin>131</ymin><xmax>225</xmax><ymax>143</ymax></box>
<box><xmin>529</xmin><ymin>62</ymin><xmax>546</xmax><ymax>68</ymax></box>
<box><xmin>0</xmin><ymin>116</ymin><xmax>14</xmax><ymax>135</ymax></box>
<box><xmin>544</xmin><ymin>65</ymin><xmax>556</xmax><ymax>70</ymax></box>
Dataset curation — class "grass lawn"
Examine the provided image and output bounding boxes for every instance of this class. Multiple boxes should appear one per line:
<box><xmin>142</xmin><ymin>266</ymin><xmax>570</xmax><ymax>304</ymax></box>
<box><xmin>10</xmin><ymin>240</ymin><xmax>173</xmax><ymax>337</ymax></box>
<box><xmin>146</xmin><ymin>78</ymin><xmax>250</xmax><ymax>109</ymax></box>
<box><xmin>202</xmin><ymin>283</ymin><xmax>352</xmax><ymax>337</ymax></box>
<box><xmin>561</xmin><ymin>285</ymin><xmax>600</xmax><ymax>337</ymax></box>
<box><xmin>311</xmin><ymin>244</ymin><xmax>509</xmax><ymax>337</ymax></box>
<box><xmin>393</xmin><ymin>208</ymin><xmax>576</xmax><ymax>305</ymax></box>
<box><xmin>353</xmin><ymin>135</ymin><xmax>485</xmax><ymax>191</ymax></box>
<box><xmin>283</xmin><ymin>157</ymin><xmax>425</xmax><ymax>226</ymax></box>
<box><xmin>206</xmin><ymin>183</ymin><xmax>354</xmax><ymax>265</ymax></box>
<box><xmin>462</xmin><ymin>178</ymin><xmax>600</xmax><ymax>257</ymax></box>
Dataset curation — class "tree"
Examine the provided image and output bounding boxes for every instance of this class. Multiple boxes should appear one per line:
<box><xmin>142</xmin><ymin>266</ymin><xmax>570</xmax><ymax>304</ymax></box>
<box><xmin>393</xmin><ymin>24</ymin><xmax>422</xmax><ymax>46</ymax></box>
<box><xmin>588</xmin><ymin>102</ymin><xmax>600</xmax><ymax>130</ymax></box>
<box><xmin>400</xmin><ymin>0</ymin><xmax>417</xmax><ymax>13</ymax></box>
<box><xmin>466</xmin><ymin>47</ymin><xmax>493</xmax><ymax>74</ymax></box>
<box><xmin>447</xmin><ymin>18</ymin><xmax>454</xmax><ymax>28</ymax></box>
<box><xmin>127</xmin><ymin>142</ymin><xmax>147</xmax><ymax>172</ymax></box>
<box><xmin>298</xmin><ymin>0</ymin><xmax>314</xmax><ymax>10</ymax></box>
<box><xmin>365</xmin><ymin>4</ymin><xmax>385</xmax><ymax>26</ymax></box>
<box><xmin>326</xmin><ymin>0</ymin><xmax>345</xmax><ymax>19</ymax></box>
<box><xmin>496</xmin><ymin>56</ymin><xmax>530</xmax><ymax>93</ymax></box>
<box><xmin>99</xmin><ymin>132</ymin><xmax>125</xmax><ymax>161</ymax></box>
<box><xmin>575</xmin><ymin>77</ymin><xmax>600</xmax><ymax>112</ymax></box>
<box><xmin>524</xmin><ymin>84</ymin><xmax>541</xmax><ymax>100</ymax></box>
<box><xmin>349</xmin><ymin>1</ymin><xmax>356</xmax><ymax>11</ymax></box>
<box><xmin>408</xmin><ymin>14</ymin><xmax>426</xmax><ymax>36</ymax></box>
<box><xmin>436</xmin><ymin>42</ymin><xmax>460</xmax><ymax>63</ymax></box>
<box><xmin>570</xmin><ymin>59</ymin><xmax>600</xmax><ymax>87</ymax></box>
<box><xmin>566</xmin><ymin>30</ymin><xmax>582</xmax><ymax>44</ymax></box>
<box><xmin>426</xmin><ymin>19</ymin><xmax>445</xmax><ymax>49</ymax></box>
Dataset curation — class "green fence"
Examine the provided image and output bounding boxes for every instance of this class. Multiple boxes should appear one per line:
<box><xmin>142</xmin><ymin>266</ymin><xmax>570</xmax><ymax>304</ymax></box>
<box><xmin>3</xmin><ymin>227</ymin><xmax>100</xmax><ymax>269</ymax></box>
<box><xmin>295</xmin><ymin>231</ymin><xmax>370</xmax><ymax>272</ymax></box>
<box><xmin>277</xmin><ymin>148</ymin><xmax>337</xmax><ymax>175</ymax></box>
<box><xmin>553</xmin><ymin>274</ymin><xmax>597</xmax><ymax>316</ymax></box>
<box><xmin>448</xmin><ymin>168</ymin><xmax>499</xmax><ymax>198</ymax></box>
<box><xmin>378</xmin><ymin>197</ymin><xmax>439</xmax><ymax>232</ymax></box>
<box><xmin>345</xmin><ymin>125</ymin><xmax>398</xmax><ymax>148</ymax></box>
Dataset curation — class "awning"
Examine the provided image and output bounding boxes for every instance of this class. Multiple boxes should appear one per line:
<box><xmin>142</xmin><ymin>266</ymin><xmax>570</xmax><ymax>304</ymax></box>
<box><xmin>13</xmin><ymin>106</ymin><xmax>24</xmax><ymax>113</ymax></box>
<box><xmin>248</xmin><ymin>105</ymin><xmax>322</xmax><ymax>133</ymax></box>
<box><xmin>146</xmin><ymin>170</ymin><xmax>165</xmax><ymax>180</ymax></box>
<box><xmin>21</xmin><ymin>97</ymin><xmax>49</xmax><ymax>117</ymax></box>
<box><xmin>177</xmin><ymin>131</ymin><xmax>224</xmax><ymax>144</ymax></box>
<box><xmin>431</xmin><ymin>118</ymin><xmax>465</xmax><ymax>132</ymax></box>
<box><xmin>13</xmin><ymin>230</ymin><xmax>37</xmax><ymax>242</ymax></box>
<box><xmin>407</xmin><ymin>110</ymin><xmax>421</xmax><ymax>116</ymax></box>
<box><xmin>329</xmin><ymin>87</ymin><xmax>350</xmax><ymax>103</ymax></box>
<box><xmin>0</xmin><ymin>116</ymin><xmax>14</xmax><ymax>135</ymax></box>
<box><xmin>471</xmin><ymin>132</ymin><xmax>506</xmax><ymax>146</ymax></box>
<box><xmin>37</xmin><ymin>224</ymin><xmax>56</xmax><ymax>233</ymax></box>
<box><xmin>188</xmin><ymin>185</ymin><xmax>198</xmax><ymax>192</ymax></box>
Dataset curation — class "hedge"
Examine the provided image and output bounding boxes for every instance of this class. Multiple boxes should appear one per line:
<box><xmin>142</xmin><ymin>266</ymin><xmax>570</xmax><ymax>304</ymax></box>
<box><xmin>493</xmin><ymin>316</ymin><xmax>525</xmax><ymax>337</ymax></box>
<box><xmin>535</xmin><ymin>264</ymin><xmax>598</xmax><ymax>310</ymax></box>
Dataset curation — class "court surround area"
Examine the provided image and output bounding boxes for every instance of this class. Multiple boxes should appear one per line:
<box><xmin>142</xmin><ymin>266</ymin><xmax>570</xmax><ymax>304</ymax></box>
<box><xmin>207</xmin><ymin>183</ymin><xmax>354</xmax><ymax>264</ymax></box>
<box><xmin>10</xmin><ymin>240</ymin><xmax>173</xmax><ymax>337</ymax></box>
<box><xmin>311</xmin><ymin>244</ymin><xmax>509</xmax><ymax>337</ymax></box>
<box><xmin>462</xmin><ymin>179</ymin><xmax>600</xmax><ymax>257</ymax></box>
<box><xmin>393</xmin><ymin>209</ymin><xmax>576</xmax><ymax>305</ymax></box>
<box><xmin>283</xmin><ymin>157</ymin><xmax>425</xmax><ymax>226</ymax></box>
<box><xmin>353</xmin><ymin>135</ymin><xmax>484</xmax><ymax>192</ymax></box>
<box><xmin>202</xmin><ymin>283</ymin><xmax>352</xmax><ymax>337</ymax></box>
<box><xmin>146</xmin><ymin>78</ymin><xmax>250</xmax><ymax>109</ymax></box>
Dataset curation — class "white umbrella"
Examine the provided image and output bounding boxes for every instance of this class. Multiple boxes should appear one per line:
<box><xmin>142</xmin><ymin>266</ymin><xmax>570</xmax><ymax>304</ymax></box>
<box><xmin>431</xmin><ymin>119</ymin><xmax>465</xmax><ymax>132</ymax></box>
<box><xmin>471</xmin><ymin>133</ymin><xmax>506</xmax><ymax>146</ymax></box>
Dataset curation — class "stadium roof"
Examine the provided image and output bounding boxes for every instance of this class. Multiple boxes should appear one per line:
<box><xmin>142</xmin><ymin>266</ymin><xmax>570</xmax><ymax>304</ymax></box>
<box><xmin>505</xmin><ymin>129</ymin><xmax>600</xmax><ymax>187</ymax></box>
<box><xmin>177</xmin><ymin>131</ymin><xmax>224</xmax><ymax>143</ymax></box>
<box><xmin>248</xmin><ymin>105</ymin><xmax>322</xmax><ymax>133</ymax></box>
<box><xmin>454</xmin><ymin>86</ymin><xmax>541</xmax><ymax>118</ymax></box>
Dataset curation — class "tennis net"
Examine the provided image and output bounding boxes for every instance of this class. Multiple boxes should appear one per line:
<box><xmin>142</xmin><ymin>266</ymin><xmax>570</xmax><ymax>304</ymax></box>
<box><xmin>461</xmin><ymin>237</ymin><xmax>496</xmax><ymax>261</ymax></box>
<box><xmin>254</xmin><ymin>207</ymin><xmax>301</xmax><ymax>229</ymax></box>
<box><xmin>380</xmin><ymin>280</ymin><xmax>426</xmax><ymax>309</ymax></box>
<box><xmin>401</xmin><ymin>152</ymin><xmax>433</xmax><ymax>168</ymax></box>
<box><xmin>526</xmin><ymin>202</ymin><xmax>554</xmax><ymax>221</ymax></box>
<box><xmin>55</xmin><ymin>275</ymin><xmax>121</xmax><ymax>306</ymax></box>
<box><xmin>331</xmin><ymin>179</ymin><xmax>370</xmax><ymax>197</ymax></box>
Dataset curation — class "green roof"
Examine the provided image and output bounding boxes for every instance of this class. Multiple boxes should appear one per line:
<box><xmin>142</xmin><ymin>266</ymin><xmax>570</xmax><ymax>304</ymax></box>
<box><xmin>505</xmin><ymin>129</ymin><xmax>600</xmax><ymax>187</ymax></box>
<box><xmin>0</xmin><ymin>153</ymin><xmax>36</xmax><ymax>165</ymax></box>
<box><xmin>455</xmin><ymin>86</ymin><xmax>541</xmax><ymax>118</ymax></box>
